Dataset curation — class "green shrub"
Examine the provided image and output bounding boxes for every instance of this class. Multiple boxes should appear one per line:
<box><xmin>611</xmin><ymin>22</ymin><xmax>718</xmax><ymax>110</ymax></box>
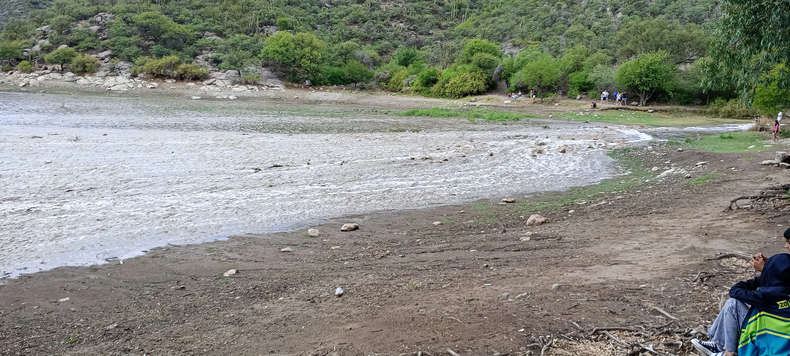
<box><xmin>176</xmin><ymin>63</ymin><xmax>207</xmax><ymax>80</ymax></box>
<box><xmin>443</xmin><ymin>71</ymin><xmax>488</xmax><ymax>98</ymax></box>
<box><xmin>142</xmin><ymin>55</ymin><xmax>181</xmax><ymax>77</ymax></box>
<box><xmin>387</xmin><ymin>68</ymin><xmax>408</xmax><ymax>90</ymax></box>
<box><xmin>1</xmin><ymin>64</ymin><xmax>12</xmax><ymax>72</ymax></box>
<box><xmin>70</xmin><ymin>54</ymin><xmax>99</xmax><ymax>73</ymax></box>
<box><xmin>17</xmin><ymin>60</ymin><xmax>32</xmax><ymax>73</ymax></box>
<box><xmin>413</xmin><ymin>67</ymin><xmax>441</xmax><ymax>94</ymax></box>
<box><xmin>130</xmin><ymin>66</ymin><xmax>143</xmax><ymax>76</ymax></box>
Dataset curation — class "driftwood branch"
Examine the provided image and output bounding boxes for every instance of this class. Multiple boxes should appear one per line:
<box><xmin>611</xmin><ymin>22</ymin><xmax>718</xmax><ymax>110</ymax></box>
<box><xmin>446</xmin><ymin>348</ymin><xmax>460</xmax><ymax>356</ymax></box>
<box><xmin>651</xmin><ymin>306</ymin><xmax>679</xmax><ymax>320</ymax></box>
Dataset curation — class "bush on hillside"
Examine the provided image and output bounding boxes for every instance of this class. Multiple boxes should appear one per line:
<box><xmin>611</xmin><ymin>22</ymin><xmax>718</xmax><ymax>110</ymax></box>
<box><xmin>70</xmin><ymin>54</ymin><xmax>99</xmax><ymax>73</ymax></box>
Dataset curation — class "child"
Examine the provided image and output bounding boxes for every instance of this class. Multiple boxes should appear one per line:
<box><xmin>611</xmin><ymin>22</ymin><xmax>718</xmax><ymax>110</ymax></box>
<box><xmin>591</xmin><ymin>101</ymin><xmax>597</xmax><ymax>109</ymax></box>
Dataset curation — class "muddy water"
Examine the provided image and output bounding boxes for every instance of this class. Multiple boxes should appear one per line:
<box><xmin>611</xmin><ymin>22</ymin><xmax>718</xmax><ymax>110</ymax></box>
<box><xmin>2</xmin><ymin>92</ymin><xmax>645</xmax><ymax>278</ymax></box>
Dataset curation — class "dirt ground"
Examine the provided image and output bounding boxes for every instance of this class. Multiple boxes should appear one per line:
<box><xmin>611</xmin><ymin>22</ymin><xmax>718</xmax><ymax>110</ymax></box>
<box><xmin>2</xmin><ymin>131</ymin><xmax>790</xmax><ymax>355</ymax></box>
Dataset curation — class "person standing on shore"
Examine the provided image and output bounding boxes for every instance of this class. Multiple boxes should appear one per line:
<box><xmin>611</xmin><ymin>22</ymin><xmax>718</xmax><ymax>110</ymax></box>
<box><xmin>601</xmin><ymin>90</ymin><xmax>608</xmax><ymax>105</ymax></box>
<box><xmin>773</xmin><ymin>112</ymin><xmax>782</xmax><ymax>142</ymax></box>
<box><xmin>621</xmin><ymin>92</ymin><xmax>627</xmax><ymax>106</ymax></box>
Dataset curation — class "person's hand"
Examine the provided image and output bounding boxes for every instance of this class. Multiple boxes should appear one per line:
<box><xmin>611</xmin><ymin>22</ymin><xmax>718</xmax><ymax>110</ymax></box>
<box><xmin>750</xmin><ymin>253</ymin><xmax>766</xmax><ymax>272</ymax></box>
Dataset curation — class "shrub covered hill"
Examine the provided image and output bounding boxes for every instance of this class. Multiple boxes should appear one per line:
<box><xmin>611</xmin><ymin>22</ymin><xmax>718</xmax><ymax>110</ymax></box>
<box><xmin>0</xmin><ymin>0</ymin><xmax>734</xmax><ymax>105</ymax></box>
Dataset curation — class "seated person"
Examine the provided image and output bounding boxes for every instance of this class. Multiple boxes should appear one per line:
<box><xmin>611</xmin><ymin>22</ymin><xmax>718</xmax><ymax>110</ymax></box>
<box><xmin>591</xmin><ymin>102</ymin><xmax>597</xmax><ymax>109</ymax></box>
<box><xmin>692</xmin><ymin>228</ymin><xmax>790</xmax><ymax>356</ymax></box>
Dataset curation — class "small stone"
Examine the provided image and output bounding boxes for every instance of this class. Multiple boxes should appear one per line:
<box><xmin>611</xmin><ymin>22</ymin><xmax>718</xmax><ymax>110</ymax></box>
<box><xmin>568</xmin><ymin>210</ymin><xmax>575</xmax><ymax>213</ymax></box>
<box><xmin>307</xmin><ymin>228</ymin><xmax>320</xmax><ymax>237</ymax></box>
<box><xmin>335</xmin><ymin>287</ymin><xmax>344</xmax><ymax>297</ymax></box>
<box><xmin>747</xmin><ymin>145</ymin><xmax>755</xmax><ymax>149</ymax></box>
<box><xmin>677</xmin><ymin>148</ymin><xmax>683</xmax><ymax>152</ymax></box>
<box><xmin>433</xmin><ymin>221</ymin><xmax>443</xmax><ymax>226</ymax></box>
<box><xmin>501</xmin><ymin>196</ymin><xmax>516</xmax><ymax>203</ymax></box>
<box><xmin>762</xmin><ymin>160</ymin><xmax>778</xmax><ymax>165</ymax></box>
<box><xmin>685</xmin><ymin>174</ymin><xmax>692</xmax><ymax>179</ymax></box>
<box><xmin>190</xmin><ymin>96</ymin><xmax>201</xmax><ymax>100</ymax></box>
<box><xmin>526</xmin><ymin>214</ymin><xmax>550</xmax><ymax>226</ymax></box>
<box><xmin>551</xmin><ymin>284</ymin><xmax>561</xmax><ymax>290</ymax></box>
<box><xmin>280</xmin><ymin>247</ymin><xmax>294</xmax><ymax>252</ymax></box>
<box><xmin>58</xmin><ymin>297</ymin><xmax>70</xmax><ymax>303</ymax></box>
<box><xmin>651</xmin><ymin>166</ymin><xmax>659</xmax><ymax>172</ymax></box>
<box><xmin>499</xmin><ymin>292</ymin><xmax>510</xmax><ymax>300</ymax></box>
<box><xmin>340</xmin><ymin>223</ymin><xmax>359</xmax><ymax>231</ymax></box>
<box><xmin>520</xmin><ymin>235</ymin><xmax>531</xmax><ymax>241</ymax></box>
<box><xmin>504</xmin><ymin>100</ymin><xmax>512</xmax><ymax>104</ymax></box>
<box><xmin>223</xmin><ymin>269</ymin><xmax>237</xmax><ymax>277</ymax></box>
<box><xmin>695</xmin><ymin>161</ymin><xmax>708</xmax><ymax>166</ymax></box>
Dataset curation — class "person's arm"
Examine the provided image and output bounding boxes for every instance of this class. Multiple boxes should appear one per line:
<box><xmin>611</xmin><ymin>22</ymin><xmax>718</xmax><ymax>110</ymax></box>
<box><xmin>729</xmin><ymin>276</ymin><xmax>763</xmax><ymax>306</ymax></box>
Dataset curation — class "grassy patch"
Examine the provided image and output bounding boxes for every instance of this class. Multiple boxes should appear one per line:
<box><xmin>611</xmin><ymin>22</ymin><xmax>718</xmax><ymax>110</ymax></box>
<box><xmin>515</xmin><ymin>149</ymin><xmax>652</xmax><ymax>214</ymax></box>
<box><xmin>473</xmin><ymin>204</ymin><xmax>488</xmax><ymax>210</ymax></box>
<box><xmin>677</xmin><ymin>131</ymin><xmax>768</xmax><ymax>153</ymax></box>
<box><xmin>558</xmin><ymin>111</ymin><xmax>747</xmax><ymax>127</ymax></box>
<box><xmin>396</xmin><ymin>107</ymin><xmax>536</xmax><ymax>122</ymax></box>
<box><xmin>687</xmin><ymin>172</ymin><xmax>718</xmax><ymax>186</ymax></box>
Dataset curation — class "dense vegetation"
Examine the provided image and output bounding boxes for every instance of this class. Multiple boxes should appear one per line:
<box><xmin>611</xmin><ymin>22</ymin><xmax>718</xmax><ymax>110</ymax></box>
<box><xmin>0</xmin><ymin>0</ymin><xmax>784</xmax><ymax>114</ymax></box>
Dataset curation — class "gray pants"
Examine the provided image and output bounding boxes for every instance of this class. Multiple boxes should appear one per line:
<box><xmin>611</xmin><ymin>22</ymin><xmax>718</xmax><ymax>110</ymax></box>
<box><xmin>708</xmin><ymin>298</ymin><xmax>751</xmax><ymax>353</ymax></box>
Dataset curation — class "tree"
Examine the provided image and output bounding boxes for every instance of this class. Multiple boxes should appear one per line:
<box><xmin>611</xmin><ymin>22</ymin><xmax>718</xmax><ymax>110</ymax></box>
<box><xmin>343</xmin><ymin>60</ymin><xmax>373</xmax><ymax>87</ymax></box>
<box><xmin>558</xmin><ymin>45</ymin><xmax>588</xmax><ymax>74</ymax></box>
<box><xmin>614</xmin><ymin>51</ymin><xmax>677</xmax><ymax>106</ymax></box>
<box><xmin>0</xmin><ymin>41</ymin><xmax>24</xmax><ymax>63</ymax></box>
<box><xmin>753</xmin><ymin>65</ymin><xmax>790</xmax><ymax>116</ymax></box>
<box><xmin>262</xmin><ymin>32</ymin><xmax>326</xmax><ymax>81</ymax></box>
<box><xmin>613</xmin><ymin>17</ymin><xmax>709</xmax><ymax>65</ymax></box>
<box><xmin>512</xmin><ymin>54</ymin><xmax>561</xmax><ymax>101</ymax></box>
<box><xmin>291</xmin><ymin>32</ymin><xmax>326</xmax><ymax>80</ymax></box>
<box><xmin>709</xmin><ymin>0</ymin><xmax>790</xmax><ymax>100</ymax></box>
<box><xmin>44</xmin><ymin>47</ymin><xmax>78</xmax><ymax>70</ymax></box>
<box><xmin>261</xmin><ymin>31</ymin><xmax>295</xmax><ymax>66</ymax></box>
<box><xmin>458</xmin><ymin>39</ymin><xmax>500</xmax><ymax>65</ymax></box>
<box><xmin>588</xmin><ymin>64</ymin><xmax>616</xmax><ymax>92</ymax></box>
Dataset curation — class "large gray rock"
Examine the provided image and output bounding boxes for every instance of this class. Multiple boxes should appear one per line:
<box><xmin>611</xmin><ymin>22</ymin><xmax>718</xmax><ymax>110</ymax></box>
<box><xmin>109</xmin><ymin>84</ymin><xmax>128</xmax><ymax>91</ymax></box>
<box><xmin>97</xmin><ymin>50</ymin><xmax>112</xmax><ymax>60</ymax></box>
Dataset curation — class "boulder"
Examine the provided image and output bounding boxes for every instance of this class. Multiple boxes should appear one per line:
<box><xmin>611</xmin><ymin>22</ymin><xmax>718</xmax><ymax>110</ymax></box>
<box><xmin>49</xmin><ymin>72</ymin><xmax>62</xmax><ymax>80</ymax></box>
<box><xmin>762</xmin><ymin>160</ymin><xmax>778</xmax><ymax>166</ymax></box>
<box><xmin>97</xmin><ymin>50</ymin><xmax>112</xmax><ymax>60</ymax></box>
<box><xmin>781</xmin><ymin>163</ymin><xmax>790</xmax><ymax>169</ymax></box>
<box><xmin>526</xmin><ymin>214</ymin><xmax>550</xmax><ymax>226</ymax></box>
<box><xmin>109</xmin><ymin>84</ymin><xmax>128</xmax><ymax>91</ymax></box>
<box><xmin>775</xmin><ymin>151</ymin><xmax>790</xmax><ymax>164</ymax></box>
<box><xmin>146</xmin><ymin>82</ymin><xmax>158</xmax><ymax>89</ymax></box>
<box><xmin>203</xmin><ymin>78</ymin><xmax>216</xmax><ymax>86</ymax></box>
<box><xmin>340</xmin><ymin>223</ymin><xmax>359</xmax><ymax>231</ymax></box>
<box><xmin>307</xmin><ymin>229</ymin><xmax>320</xmax><ymax>237</ymax></box>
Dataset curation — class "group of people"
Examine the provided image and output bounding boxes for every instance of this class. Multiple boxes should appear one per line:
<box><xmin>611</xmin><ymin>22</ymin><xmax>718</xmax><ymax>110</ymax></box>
<box><xmin>691</xmin><ymin>227</ymin><xmax>790</xmax><ymax>356</ymax></box>
<box><xmin>600</xmin><ymin>90</ymin><xmax>627</xmax><ymax>106</ymax></box>
<box><xmin>506</xmin><ymin>90</ymin><xmax>536</xmax><ymax>101</ymax></box>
